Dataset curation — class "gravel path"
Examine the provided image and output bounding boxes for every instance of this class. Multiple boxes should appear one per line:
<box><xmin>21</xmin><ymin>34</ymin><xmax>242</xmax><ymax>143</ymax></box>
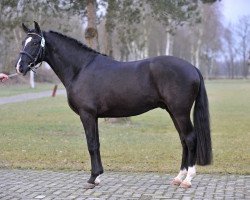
<box><xmin>0</xmin><ymin>89</ymin><xmax>66</xmax><ymax>105</ymax></box>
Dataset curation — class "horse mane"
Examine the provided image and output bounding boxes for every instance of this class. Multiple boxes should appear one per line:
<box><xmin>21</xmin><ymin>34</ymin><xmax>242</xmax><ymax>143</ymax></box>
<box><xmin>48</xmin><ymin>31</ymin><xmax>107</xmax><ymax>57</ymax></box>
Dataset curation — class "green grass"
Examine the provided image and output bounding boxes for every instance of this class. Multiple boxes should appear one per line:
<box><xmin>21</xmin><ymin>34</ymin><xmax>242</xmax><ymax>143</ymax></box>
<box><xmin>0</xmin><ymin>83</ymin><xmax>64</xmax><ymax>97</ymax></box>
<box><xmin>0</xmin><ymin>80</ymin><xmax>249</xmax><ymax>174</ymax></box>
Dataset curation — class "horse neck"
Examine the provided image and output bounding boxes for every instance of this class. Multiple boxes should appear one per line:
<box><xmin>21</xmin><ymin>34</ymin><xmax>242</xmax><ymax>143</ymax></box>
<box><xmin>43</xmin><ymin>31</ymin><xmax>96</xmax><ymax>88</ymax></box>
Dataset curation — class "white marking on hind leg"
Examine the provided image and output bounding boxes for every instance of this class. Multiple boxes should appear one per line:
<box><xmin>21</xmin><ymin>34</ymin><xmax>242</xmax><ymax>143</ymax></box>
<box><xmin>176</xmin><ymin>169</ymin><xmax>188</xmax><ymax>180</ymax></box>
<box><xmin>94</xmin><ymin>175</ymin><xmax>101</xmax><ymax>185</ymax></box>
<box><xmin>180</xmin><ymin>166</ymin><xmax>196</xmax><ymax>188</ymax></box>
<box><xmin>172</xmin><ymin>169</ymin><xmax>187</xmax><ymax>185</ymax></box>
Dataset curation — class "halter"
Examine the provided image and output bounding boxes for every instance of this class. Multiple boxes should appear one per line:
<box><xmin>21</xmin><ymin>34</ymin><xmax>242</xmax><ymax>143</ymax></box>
<box><xmin>20</xmin><ymin>32</ymin><xmax>45</xmax><ymax>73</ymax></box>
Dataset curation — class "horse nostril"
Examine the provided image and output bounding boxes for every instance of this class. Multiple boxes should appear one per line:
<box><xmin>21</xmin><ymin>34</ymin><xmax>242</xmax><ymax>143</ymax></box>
<box><xmin>19</xmin><ymin>67</ymin><xmax>23</xmax><ymax>73</ymax></box>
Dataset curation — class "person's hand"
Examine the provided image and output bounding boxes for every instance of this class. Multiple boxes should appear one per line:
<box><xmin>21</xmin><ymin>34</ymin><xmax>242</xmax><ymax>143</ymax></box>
<box><xmin>0</xmin><ymin>73</ymin><xmax>9</xmax><ymax>82</ymax></box>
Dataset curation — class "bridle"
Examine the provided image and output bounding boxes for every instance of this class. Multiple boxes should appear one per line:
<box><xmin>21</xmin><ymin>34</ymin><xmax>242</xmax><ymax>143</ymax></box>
<box><xmin>20</xmin><ymin>32</ymin><xmax>46</xmax><ymax>72</ymax></box>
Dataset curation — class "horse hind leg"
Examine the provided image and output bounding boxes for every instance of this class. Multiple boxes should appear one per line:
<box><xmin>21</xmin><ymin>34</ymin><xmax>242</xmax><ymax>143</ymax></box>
<box><xmin>170</xmin><ymin>114</ymin><xmax>188</xmax><ymax>186</ymax></box>
<box><xmin>172</xmin><ymin>141</ymin><xmax>188</xmax><ymax>186</ymax></box>
<box><xmin>170</xmin><ymin>113</ymin><xmax>197</xmax><ymax>188</ymax></box>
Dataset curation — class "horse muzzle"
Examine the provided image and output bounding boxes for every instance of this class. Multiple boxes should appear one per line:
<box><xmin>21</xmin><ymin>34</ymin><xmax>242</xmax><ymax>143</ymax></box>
<box><xmin>16</xmin><ymin>62</ymin><xmax>30</xmax><ymax>76</ymax></box>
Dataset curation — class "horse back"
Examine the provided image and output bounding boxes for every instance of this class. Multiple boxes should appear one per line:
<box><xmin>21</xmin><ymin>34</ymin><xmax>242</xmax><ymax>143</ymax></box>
<box><xmin>68</xmin><ymin>55</ymin><xmax>200</xmax><ymax>117</ymax></box>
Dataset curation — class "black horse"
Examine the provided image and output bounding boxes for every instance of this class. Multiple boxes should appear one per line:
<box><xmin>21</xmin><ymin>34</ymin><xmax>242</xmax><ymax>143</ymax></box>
<box><xmin>15</xmin><ymin>22</ymin><xmax>212</xmax><ymax>189</ymax></box>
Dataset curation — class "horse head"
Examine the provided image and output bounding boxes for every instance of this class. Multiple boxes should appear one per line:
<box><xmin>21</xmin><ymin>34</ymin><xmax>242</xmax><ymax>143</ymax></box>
<box><xmin>16</xmin><ymin>21</ymin><xmax>45</xmax><ymax>75</ymax></box>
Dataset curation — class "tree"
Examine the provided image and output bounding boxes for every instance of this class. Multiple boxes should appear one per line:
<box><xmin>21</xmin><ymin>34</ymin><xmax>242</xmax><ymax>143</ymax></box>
<box><xmin>104</xmin><ymin>0</ymin><xmax>118</xmax><ymax>57</ymax></box>
<box><xmin>146</xmin><ymin>0</ymin><xmax>200</xmax><ymax>55</ymax></box>
<box><xmin>85</xmin><ymin>0</ymin><xmax>99</xmax><ymax>49</ymax></box>
<box><xmin>145</xmin><ymin>0</ymin><xmax>219</xmax><ymax>57</ymax></box>
<box><xmin>111</xmin><ymin>0</ymin><xmax>141</xmax><ymax>61</ymax></box>
<box><xmin>102</xmin><ymin>0</ymin><xmax>220</xmax><ymax>61</ymax></box>
<box><xmin>170</xmin><ymin>1</ymin><xmax>222</xmax><ymax>78</ymax></box>
<box><xmin>237</xmin><ymin>15</ymin><xmax>250</xmax><ymax>78</ymax></box>
<box><xmin>199</xmin><ymin>3</ymin><xmax>222</xmax><ymax>78</ymax></box>
<box><xmin>223</xmin><ymin>26</ymin><xmax>237</xmax><ymax>78</ymax></box>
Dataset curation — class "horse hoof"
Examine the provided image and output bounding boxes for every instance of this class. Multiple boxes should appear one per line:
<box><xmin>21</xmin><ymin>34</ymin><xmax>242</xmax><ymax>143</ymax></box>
<box><xmin>84</xmin><ymin>182</ymin><xmax>96</xmax><ymax>189</ymax></box>
<box><xmin>180</xmin><ymin>181</ymin><xmax>191</xmax><ymax>189</ymax></box>
<box><xmin>171</xmin><ymin>178</ymin><xmax>182</xmax><ymax>186</ymax></box>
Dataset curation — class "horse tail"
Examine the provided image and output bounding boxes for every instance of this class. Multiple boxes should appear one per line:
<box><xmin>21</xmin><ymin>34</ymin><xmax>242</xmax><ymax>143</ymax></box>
<box><xmin>193</xmin><ymin>69</ymin><xmax>212</xmax><ymax>166</ymax></box>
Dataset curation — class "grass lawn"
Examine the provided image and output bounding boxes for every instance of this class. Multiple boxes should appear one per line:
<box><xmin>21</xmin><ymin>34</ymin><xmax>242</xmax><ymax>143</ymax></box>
<box><xmin>0</xmin><ymin>83</ymin><xmax>64</xmax><ymax>97</ymax></box>
<box><xmin>0</xmin><ymin>80</ymin><xmax>249</xmax><ymax>174</ymax></box>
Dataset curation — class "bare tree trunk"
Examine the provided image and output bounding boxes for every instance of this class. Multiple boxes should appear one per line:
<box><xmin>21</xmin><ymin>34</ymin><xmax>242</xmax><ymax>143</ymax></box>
<box><xmin>165</xmin><ymin>17</ymin><xmax>173</xmax><ymax>56</ymax></box>
<box><xmin>165</xmin><ymin>31</ymin><xmax>173</xmax><ymax>55</ymax></box>
<box><xmin>104</xmin><ymin>25</ymin><xmax>113</xmax><ymax>57</ymax></box>
<box><xmin>242</xmin><ymin>49</ymin><xmax>247</xmax><ymax>78</ymax></box>
<box><xmin>191</xmin><ymin>44</ymin><xmax>195</xmax><ymax>65</ymax></box>
<box><xmin>142</xmin><ymin>5</ymin><xmax>149</xmax><ymax>58</ymax></box>
<box><xmin>247</xmin><ymin>52</ymin><xmax>250</xmax><ymax>78</ymax></box>
<box><xmin>13</xmin><ymin>29</ymin><xmax>19</xmax><ymax>45</ymax></box>
<box><xmin>194</xmin><ymin>43</ymin><xmax>200</xmax><ymax>69</ymax></box>
<box><xmin>194</xmin><ymin>27</ymin><xmax>203</xmax><ymax>69</ymax></box>
<box><xmin>237</xmin><ymin>16</ymin><xmax>250</xmax><ymax>78</ymax></box>
<box><xmin>209</xmin><ymin>56</ymin><xmax>214</xmax><ymax>79</ymax></box>
<box><xmin>231</xmin><ymin>56</ymin><xmax>235</xmax><ymax>79</ymax></box>
<box><xmin>85</xmin><ymin>0</ymin><xmax>99</xmax><ymax>50</ymax></box>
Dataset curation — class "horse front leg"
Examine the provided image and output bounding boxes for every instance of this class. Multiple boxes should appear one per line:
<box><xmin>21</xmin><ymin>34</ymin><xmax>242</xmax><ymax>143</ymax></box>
<box><xmin>80</xmin><ymin>112</ymin><xmax>103</xmax><ymax>189</ymax></box>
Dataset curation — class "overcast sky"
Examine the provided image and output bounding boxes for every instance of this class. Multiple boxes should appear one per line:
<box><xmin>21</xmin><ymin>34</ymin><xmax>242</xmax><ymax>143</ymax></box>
<box><xmin>221</xmin><ymin>0</ymin><xmax>250</xmax><ymax>24</ymax></box>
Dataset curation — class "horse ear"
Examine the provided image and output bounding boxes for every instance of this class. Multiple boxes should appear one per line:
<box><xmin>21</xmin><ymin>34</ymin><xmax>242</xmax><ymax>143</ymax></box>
<box><xmin>22</xmin><ymin>23</ymin><xmax>29</xmax><ymax>33</ymax></box>
<box><xmin>34</xmin><ymin>21</ymin><xmax>41</xmax><ymax>33</ymax></box>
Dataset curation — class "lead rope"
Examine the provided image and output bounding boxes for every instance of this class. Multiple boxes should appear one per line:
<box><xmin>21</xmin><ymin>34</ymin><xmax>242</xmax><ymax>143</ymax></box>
<box><xmin>8</xmin><ymin>73</ymin><xmax>19</xmax><ymax>78</ymax></box>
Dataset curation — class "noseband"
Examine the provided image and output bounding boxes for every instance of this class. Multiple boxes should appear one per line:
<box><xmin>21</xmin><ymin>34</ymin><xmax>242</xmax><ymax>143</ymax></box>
<box><xmin>20</xmin><ymin>32</ymin><xmax>45</xmax><ymax>72</ymax></box>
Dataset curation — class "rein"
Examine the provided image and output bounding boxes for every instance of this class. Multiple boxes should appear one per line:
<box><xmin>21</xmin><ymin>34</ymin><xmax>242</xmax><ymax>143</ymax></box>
<box><xmin>20</xmin><ymin>32</ymin><xmax>45</xmax><ymax>73</ymax></box>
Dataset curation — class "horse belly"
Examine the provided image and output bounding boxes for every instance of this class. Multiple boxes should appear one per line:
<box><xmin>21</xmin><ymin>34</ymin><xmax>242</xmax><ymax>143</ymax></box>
<box><xmin>98</xmin><ymin>103</ymin><xmax>158</xmax><ymax>118</ymax></box>
<box><xmin>97</xmin><ymin>91</ymin><xmax>159</xmax><ymax>118</ymax></box>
